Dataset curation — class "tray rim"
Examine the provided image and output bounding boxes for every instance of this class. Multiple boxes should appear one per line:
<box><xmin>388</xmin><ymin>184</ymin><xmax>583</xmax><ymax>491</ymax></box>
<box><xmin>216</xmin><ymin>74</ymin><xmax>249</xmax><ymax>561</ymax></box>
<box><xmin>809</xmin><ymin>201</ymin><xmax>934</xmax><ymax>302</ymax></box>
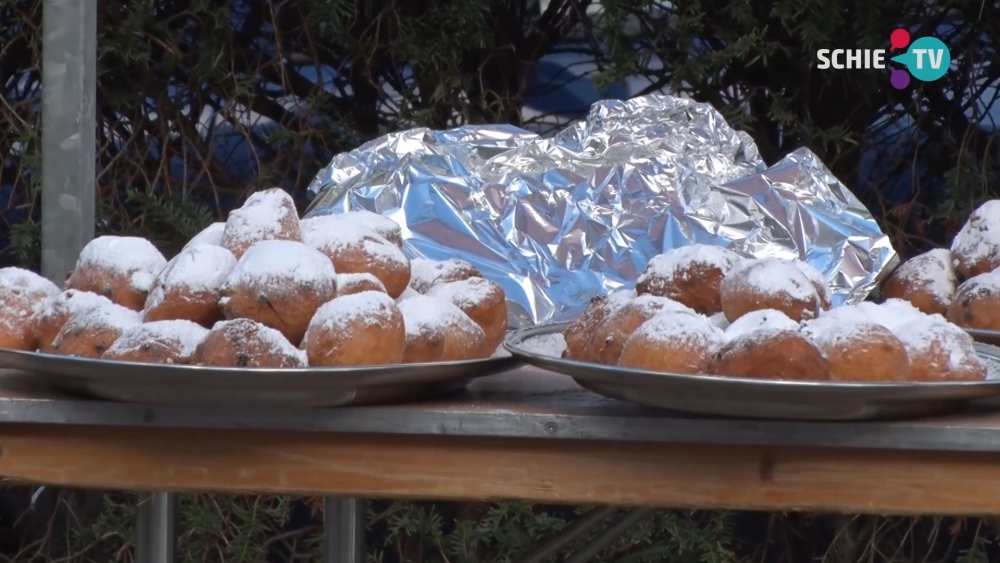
<box><xmin>504</xmin><ymin>321</ymin><xmax>1000</xmax><ymax>392</ymax></box>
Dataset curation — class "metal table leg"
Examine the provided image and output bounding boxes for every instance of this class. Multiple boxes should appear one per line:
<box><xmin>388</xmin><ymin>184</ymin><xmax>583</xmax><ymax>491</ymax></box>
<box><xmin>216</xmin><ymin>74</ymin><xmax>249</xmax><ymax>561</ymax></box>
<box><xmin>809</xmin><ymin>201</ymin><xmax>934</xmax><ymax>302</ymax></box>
<box><xmin>324</xmin><ymin>497</ymin><xmax>366</xmax><ymax>563</ymax></box>
<box><xmin>134</xmin><ymin>492</ymin><xmax>176</xmax><ymax>563</ymax></box>
<box><xmin>41</xmin><ymin>0</ymin><xmax>96</xmax><ymax>283</ymax></box>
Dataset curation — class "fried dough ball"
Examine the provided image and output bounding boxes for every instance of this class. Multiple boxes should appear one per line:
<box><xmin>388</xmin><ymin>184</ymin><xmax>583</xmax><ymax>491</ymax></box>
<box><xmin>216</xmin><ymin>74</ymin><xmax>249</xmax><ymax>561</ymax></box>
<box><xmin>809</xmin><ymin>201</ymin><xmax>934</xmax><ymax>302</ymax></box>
<box><xmin>712</xmin><ymin>324</ymin><xmax>831</xmax><ymax>381</ymax></box>
<box><xmin>143</xmin><ymin>244</ymin><xmax>237</xmax><ymax>326</ymax></box>
<box><xmin>802</xmin><ymin>314</ymin><xmax>909</xmax><ymax>382</ymax></box>
<box><xmin>220</xmin><ymin>188</ymin><xmax>303</xmax><ymax>259</ymax></box>
<box><xmin>793</xmin><ymin>261</ymin><xmax>833</xmax><ymax>311</ymax></box>
<box><xmin>562</xmin><ymin>289</ymin><xmax>636</xmax><ymax>362</ymax></box>
<box><xmin>618</xmin><ymin>312</ymin><xmax>725</xmax><ymax>374</ymax></box>
<box><xmin>398</xmin><ymin>295</ymin><xmax>486</xmax><ymax>363</ymax></box>
<box><xmin>635</xmin><ymin>245</ymin><xmax>742</xmax><ymax>315</ymax></box>
<box><xmin>301</xmin><ymin>291</ymin><xmax>406</xmax><ymax>366</ymax></box>
<box><xmin>894</xmin><ymin>317</ymin><xmax>987</xmax><ymax>382</ymax></box>
<box><xmin>219</xmin><ymin>240</ymin><xmax>336</xmax><ymax>345</ymax></box>
<box><xmin>338</xmin><ymin>210</ymin><xmax>405</xmax><ymax>247</ymax></box>
<box><xmin>951</xmin><ymin>200</ymin><xmax>1000</xmax><ymax>279</ymax></box>
<box><xmin>588</xmin><ymin>294</ymin><xmax>696</xmax><ymax>365</ymax></box>
<box><xmin>881</xmin><ymin>248</ymin><xmax>956</xmax><ymax>316</ymax></box>
<box><xmin>396</xmin><ymin>287</ymin><xmax>422</xmax><ymax>302</ymax></box>
<box><xmin>0</xmin><ymin>268</ymin><xmax>60</xmax><ymax>351</ymax></box>
<box><xmin>723</xmin><ymin>308</ymin><xmax>800</xmax><ymax>340</ymax></box>
<box><xmin>102</xmin><ymin>320</ymin><xmax>208</xmax><ymax>364</ymax></box>
<box><xmin>947</xmin><ymin>271</ymin><xmax>1000</xmax><ymax>330</ymax></box>
<box><xmin>191</xmin><ymin>318</ymin><xmax>307</xmax><ymax>368</ymax></box>
<box><xmin>720</xmin><ymin>259</ymin><xmax>822</xmax><ymax>323</ymax></box>
<box><xmin>183</xmin><ymin>222</ymin><xmax>225</xmax><ymax>250</ymax></box>
<box><xmin>51</xmin><ymin>303</ymin><xmax>142</xmax><ymax>358</ymax></box>
<box><xmin>408</xmin><ymin>258</ymin><xmax>482</xmax><ymax>294</ymax></box>
<box><xmin>427</xmin><ymin>277</ymin><xmax>508</xmax><ymax>355</ymax></box>
<box><xmin>66</xmin><ymin>236</ymin><xmax>167</xmax><ymax>311</ymax></box>
<box><xmin>33</xmin><ymin>290</ymin><xmax>114</xmax><ymax>353</ymax></box>
<box><xmin>337</xmin><ymin>273</ymin><xmax>387</xmax><ymax>296</ymax></box>
<box><xmin>301</xmin><ymin>215</ymin><xmax>410</xmax><ymax>298</ymax></box>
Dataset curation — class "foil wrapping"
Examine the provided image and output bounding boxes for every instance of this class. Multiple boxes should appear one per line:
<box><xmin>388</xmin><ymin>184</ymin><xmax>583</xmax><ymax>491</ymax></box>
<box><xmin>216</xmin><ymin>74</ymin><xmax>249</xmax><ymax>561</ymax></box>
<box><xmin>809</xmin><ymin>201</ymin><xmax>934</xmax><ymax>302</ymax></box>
<box><xmin>305</xmin><ymin>94</ymin><xmax>897</xmax><ymax>327</ymax></box>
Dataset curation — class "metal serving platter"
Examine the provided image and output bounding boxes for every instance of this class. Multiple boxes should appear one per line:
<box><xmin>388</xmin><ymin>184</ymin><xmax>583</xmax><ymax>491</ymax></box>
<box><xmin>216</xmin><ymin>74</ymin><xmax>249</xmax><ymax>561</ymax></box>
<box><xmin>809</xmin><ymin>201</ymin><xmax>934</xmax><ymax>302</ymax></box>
<box><xmin>966</xmin><ymin>328</ymin><xmax>1000</xmax><ymax>347</ymax></box>
<box><xmin>0</xmin><ymin>348</ymin><xmax>517</xmax><ymax>408</ymax></box>
<box><xmin>505</xmin><ymin>322</ymin><xmax>1000</xmax><ymax>421</ymax></box>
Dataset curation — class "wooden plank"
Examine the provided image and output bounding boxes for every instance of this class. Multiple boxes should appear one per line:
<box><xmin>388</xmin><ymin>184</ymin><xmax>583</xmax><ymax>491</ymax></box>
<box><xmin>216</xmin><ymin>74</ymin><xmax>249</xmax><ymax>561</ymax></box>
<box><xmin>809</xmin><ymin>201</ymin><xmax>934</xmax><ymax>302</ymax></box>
<box><xmin>0</xmin><ymin>424</ymin><xmax>998</xmax><ymax>515</ymax></box>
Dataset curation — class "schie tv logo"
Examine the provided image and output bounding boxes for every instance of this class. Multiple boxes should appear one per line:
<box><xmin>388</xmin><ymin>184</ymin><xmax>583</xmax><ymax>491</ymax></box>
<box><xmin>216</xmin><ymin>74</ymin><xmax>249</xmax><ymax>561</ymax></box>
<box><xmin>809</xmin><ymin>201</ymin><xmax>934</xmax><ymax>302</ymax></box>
<box><xmin>816</xmin><ymin>29</ymin><xmax>951</xmax><ymax>89</ymax></box>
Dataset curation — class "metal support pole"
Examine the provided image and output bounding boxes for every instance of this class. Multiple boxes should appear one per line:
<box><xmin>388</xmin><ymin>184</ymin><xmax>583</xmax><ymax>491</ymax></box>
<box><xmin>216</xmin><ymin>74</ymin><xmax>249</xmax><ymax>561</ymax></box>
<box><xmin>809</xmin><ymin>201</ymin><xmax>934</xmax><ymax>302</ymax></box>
<box><xmin>134</xmin><ymin>493</ymin><xmax>176</xmax><ymax>563</ymax></box>
<box><xmin>324</xmin><ymin>497</ymin><xmax>366</xmax><ymax>563</ymax></box>
<box><xmin>41</xmin><ymin>0</ymin><xmax>96</xmax><ymax>283</ymax></box>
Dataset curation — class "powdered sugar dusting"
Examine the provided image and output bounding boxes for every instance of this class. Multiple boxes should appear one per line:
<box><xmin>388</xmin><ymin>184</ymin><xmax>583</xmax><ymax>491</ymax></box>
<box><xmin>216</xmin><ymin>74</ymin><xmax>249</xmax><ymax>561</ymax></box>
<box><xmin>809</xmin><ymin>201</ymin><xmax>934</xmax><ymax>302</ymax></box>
<box><xmin>408</xmin><ymin>258</ymin><xmax>479</xmax><ymax>293</ymax></box>
<box><xmin>951</xmin><ymin>200</ymin><xmax>1000</xmax><ymax>268</ymax></box>
<box><xmin>301</xmin><ymin>215</ymin><xmax>407</xmax><ymax>269</ymax></box>
<box><xmin>146</xmin><ymin>244</ymin><xmax>237</xmax><ymax>310</ymax></box>
<box><xmin>607</xmin><ymin>288</ymin><xmax>637</xmax><ymax>310</ymax></box>
<box><xmin>338</xmin><ymin>272</ymin><xmax>386</xmax><ymax>292</ymax></box>
<box><xmin>794</xmin><ymin>261</ymin><xmax>833</xmax><ymax>303</ymax></box>
<box><xmin>894</xmin><ymin>316</ymin><xmax>981</xmax><ymax>372</ymax></box>
<box><xmin>726</xmin><ymin>259</ymin><xmax>818</xmax><ymax>301</ymax></box>
<box><xmin>892</xmin><ymin>248</ymin><xmax>957</xmax><ymax>305</ymax></box>
<box><xmin>339</xmin><ymin>210</ymin><xmax>402</xmax><ymax>239</ymax></box>
<box><xmin>802</xmin><ymin>314</ymin><xmax>888</xmax><ymax>349</ymax></box>
<box><xmin>104</xmin><ymin>320</ymin><xmax>208</xmax><ymax>361</ymax></box>
<box><xmin>0</xmin><ymin>267</ymin><xmax>59</xmax><ymax>312</ymax></box>
<box><xmin>398</xmin><ymin>295</ymin><xmax>478</xmax><ymax>339</ymax></box>
<box><xmin>222</xmin><ymin>189</ymin><xmax>299</xmax><ymax>252</ymax></box>
<box><xmin>397</xmin><ymin>287</ymin><xmax>422</xmax><ymax>302</ymax></box>
<box><xmin>34</xmin><ymin>290</ymin><xmax>113</xmax><ymax>325</ymax></box>
<box><xmin>224</xmin><ymin>240</ymin><xmax>336</xmax><ymax>294</ymax></box>
<box><xmin>59</xmin><ymin>302</ymin><xmax>142</xmax><ymax>336</ymax></box>
<box><xmin>184</xmin><ymin>222</ymin><xmax>225</xmax><ymax>250</ymax></box>
<box><xmin>427</xmin><ymin>277</ymin><xmax>501</xmax><ymax>309</ymax></box>
<box><xmin>308</xmin><ymin>291</ymin><xmax>399</xmax><ymax>333</ymax></box>
<box><xmin>519</xmin><ymin>333</ymin><xmax>567</xmax><ymax>357</ymax></box>
<box><xmin>709</xmin><ymin>312</ymin><xmax>730</xmax><ymax>329</ymax></box>
<box><xmin>74</xmin><ymin>237</ymin><xmax>167</xmax><ymax>293</ymax></box>
<box><xmin>625</xmin><ymin>294</ymin><xmax>696</xmax><ymax>317</ymax></box>
<box><xmin>638</xmin><ymin>244</ymin><xmax>740</xmax><ymax>284</ymax></box>
<box><xmin>724</xmin><ymin>309</ymin><xmax>799</xmax><ymax>341</ymax></box>
<box><xmin>632</xmin><ymin>311</ymin><xmax>725</xmax><ymax>350</ymax></box>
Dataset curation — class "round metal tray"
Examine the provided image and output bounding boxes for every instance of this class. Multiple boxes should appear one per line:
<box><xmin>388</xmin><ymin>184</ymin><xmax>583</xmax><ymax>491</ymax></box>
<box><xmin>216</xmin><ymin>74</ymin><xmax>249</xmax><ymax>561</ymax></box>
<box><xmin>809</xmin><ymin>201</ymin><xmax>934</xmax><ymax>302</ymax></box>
<box><xmin>967</xmin><ymin>328</ymin><xmax>1000</xmax><ymax>347</ymax></box>
<box><xmin>504</xmin><ymin>322</ymin><xmax>1000</xmax><ymax>421</ymax></box>
<box><xmin>0</xmin><ymin>348</ymin><xmax>517</xmax><ymax>408</ymax></box>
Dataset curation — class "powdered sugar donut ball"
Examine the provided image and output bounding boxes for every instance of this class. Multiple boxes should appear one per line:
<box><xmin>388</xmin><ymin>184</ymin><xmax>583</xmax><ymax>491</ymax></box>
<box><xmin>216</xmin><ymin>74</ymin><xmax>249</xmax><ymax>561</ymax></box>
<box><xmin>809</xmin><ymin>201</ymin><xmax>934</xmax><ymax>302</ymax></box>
<box><xmin>301</xmin><ymin>291</ymin><xmax>406</xmax><ymax>366</ymax></box>
<box><xmin>894</xmin><ymin>317</ymin><xmax>987</xmax><ymax>381</ymax></box>
<box><xmin>103</xmin><ymin>320</ymin><xmax>208</xmax><ymax>364</ymax></box>
<box><xmin>802</xmin><ymin>313</ymin><xmax>909</xmax><ymax>382</ymax></box>
<box><xmin>427</xmin><ymin>277</ymin><xmax>508</xmax><ymax>355</ymax></box>
<box><xmin>0</xmin><ymin>268</ymin><xmax>60</xmax><ymax>351</ymax></box>
<box><xmin>301</xmin><ymin>215</ymin><xmax>410</xmax><ymax>298</ymax></box>
<box><xmin>33</xmin><ymin>290</ymin><xmax>114</xmax><ymax>353</ymax></box>
<box><xmin>191</xmin><ymin>318</ymin><xmax>306</xmax><ymax>368</ymax></box>
<box><xmin>562</xmin><ymin>289</ymin><xmax>636</xmax><ymax>362</ymax></box>
<box><xmin>720</xmin><ymin>259</ymin><xmax>822</xmax><ymax>323</ymax></box>
<box><xmin>398</xmin><ymin>295</ymin><xmax>486</xmax><ymax>362</ymax></box>
<box><xmin>220</xmin><ymin>188</ymin><xmax>303</xmax><ymax>259</ymax></box>
<box><xmin>618</xmin><ymin>312</ymin><xmax>725</xmax><ymax>374</ymax></box>
<box><xmin>52</xmin><ymin>302</ymin><xmax>142</xmax><ymax>358</ymax></box>
<box><xmin>66</xmin><ymin>236</ymin><xmax>167</xmax><ymax>311</ymax></box>
<box><xmin>183</xmin><ymin>222</ymin><xmax>226</xmax><ymax>250</ymax></box>
<box><xmin>951</xmin><ymin>200</ymin><xmax>1000</xmax><ymax>279</ymax></box>
<box><xmin>947</xmin><ymin>271</ymin><xmax>1000</xmax><ymax>330</ymax></box>
<box><xmin>867</xmin><ymin>298</ymin><xmax>931</xmax><ymax>334</ymax></box>
<box><xmin>635</xmin><ymin>244</ymin><xmax>742</xmax><ymax>315</ymax></box>
<box><xmin>143</xmin><ymin>244</ymin><xmax>237</xmax><ymax>326</ymax></box>
<box><xmin>881</xmin><ymin>249</ymin><xmax>956</xmax><ymax>316</ymax></box>
<box><xmin>219</xmin><ymin>240</ymin><xmax>336</xmax><ymax>345</ymax></box>
<box><xmin>723</xmin><ymin>309</ymin><xmax>799</xmax><ymax>340</ymax></box>
<box><xmin>793</xmin><ymin>261</ymin><xmax>833</xmax><ymax>310</ymax></box>
<box><xmin>713</xmin><ymin>315</ymin><xmax>830</xmax><ymax>381</ymax></box>
<box><xmin>587</xmin><ymin>294</ymin><xmax>696</xmax><ymax>365</ymax></box>
<box><xmin>408</xmin><ymin>258</ymin><xmax>484</xmax><ymax>294</ymax></box>
<box><xmin>337</xmin><ymin>273</ymin><xmax>387</xmax><ymax>296</ymax></box>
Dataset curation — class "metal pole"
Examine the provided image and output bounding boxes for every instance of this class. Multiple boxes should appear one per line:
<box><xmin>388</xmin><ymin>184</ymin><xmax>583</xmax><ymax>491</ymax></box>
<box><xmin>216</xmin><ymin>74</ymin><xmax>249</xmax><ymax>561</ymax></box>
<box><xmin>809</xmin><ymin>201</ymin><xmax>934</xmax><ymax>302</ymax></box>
<box><xmin>324</xmin><ymin>497</ymin><xmax>366</xmax><ymax>563</ymax></box>
<box><xmin>134</xmin><ymin>493</ymin><xmax>176</xmax><ymax>563</ymax></box>
<box><xmin>41</xmin><ymin>0</ymin><xmax>96</xmax><ymax>283</ymax></box>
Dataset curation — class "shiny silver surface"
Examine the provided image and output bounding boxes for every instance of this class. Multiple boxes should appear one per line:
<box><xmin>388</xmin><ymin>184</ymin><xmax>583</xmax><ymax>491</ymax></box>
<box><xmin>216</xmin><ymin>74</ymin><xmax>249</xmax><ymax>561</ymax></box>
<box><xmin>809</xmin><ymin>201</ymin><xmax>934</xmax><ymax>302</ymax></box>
<box><xmin>305</xmin><ymin>95</ymin><xmax>896</xmax><ymax>327</ymax></box>
<box><xmin>967</xmin><ymin>328</ymin><xmax>1000</xmax><ymax>347</ymax></box>
<box><xmin>504</xmin><ymin>323</ymin><xmax>1000</xmax><ymax>421</ymax></box>
<box><xmin>0</xmin><ymin>349</ymin><xmax>516</xmax><ymax>407</ymax></box>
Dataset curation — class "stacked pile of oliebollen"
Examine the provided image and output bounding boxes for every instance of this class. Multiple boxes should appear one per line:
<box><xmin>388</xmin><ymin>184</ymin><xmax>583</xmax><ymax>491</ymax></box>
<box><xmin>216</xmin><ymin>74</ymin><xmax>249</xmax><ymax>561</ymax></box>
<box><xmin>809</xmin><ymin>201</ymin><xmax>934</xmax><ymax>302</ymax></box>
<box><xmin>561</xmin><ymin>200</ymin><xmax>1000</xmax><ymax>383</ymax></box>
<box><xmin>0</xmin><ymin>189</ymin><xmax>507</xmax><ymax>368</ymax></box>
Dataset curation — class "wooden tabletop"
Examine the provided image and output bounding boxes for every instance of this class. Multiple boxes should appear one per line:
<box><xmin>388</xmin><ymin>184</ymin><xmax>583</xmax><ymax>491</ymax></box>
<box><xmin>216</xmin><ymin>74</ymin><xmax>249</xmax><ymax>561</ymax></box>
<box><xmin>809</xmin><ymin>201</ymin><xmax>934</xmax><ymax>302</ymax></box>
<box><xmin>2</xmin><ymin>367</ymin><xmax>1000</xmax><ymax>515</ymax></box>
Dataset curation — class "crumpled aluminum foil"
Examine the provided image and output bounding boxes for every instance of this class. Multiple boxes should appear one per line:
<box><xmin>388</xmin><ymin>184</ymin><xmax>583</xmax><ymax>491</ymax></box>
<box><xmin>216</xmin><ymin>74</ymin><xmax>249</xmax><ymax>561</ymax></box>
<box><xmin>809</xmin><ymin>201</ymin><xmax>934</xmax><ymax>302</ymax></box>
<box><xmin>305</xmin><ymin>94</ymin><xmax>898</xmax><ymax>328</ymax></box>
